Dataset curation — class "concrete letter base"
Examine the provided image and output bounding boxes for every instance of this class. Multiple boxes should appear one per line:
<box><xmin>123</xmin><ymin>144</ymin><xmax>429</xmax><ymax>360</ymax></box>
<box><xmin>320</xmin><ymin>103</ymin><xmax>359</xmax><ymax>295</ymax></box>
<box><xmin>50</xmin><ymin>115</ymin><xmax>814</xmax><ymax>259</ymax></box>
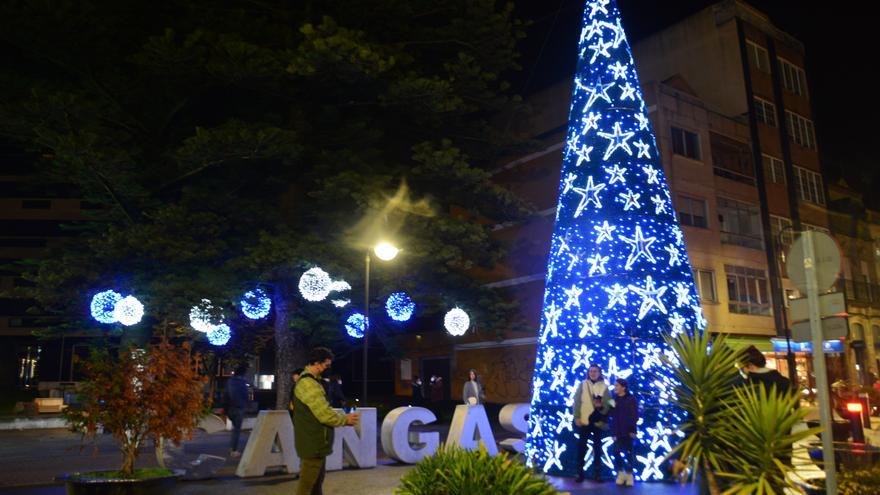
<box><xmin>498</xmin><ymin>403</ymin><xmax>529</xmax><ymax>453</ymax></box>
<box><xmin>236</xmin><ymin>410</ymin><xmax>300</xmax><ymax>477</ymax></box>
<box><xmin>326</xmin><ymin>408</ymin><xmax>377</xmax><ymax>471</ymax></box>
<box><xmin>381</xmin><ymin>407</ymin><xmax>440</xmax><ymax>463</ymax></box>
<box><xmin>446</xmin><ymin>404</ymin><xmax>498</xmax><ymax>456</ymax></box>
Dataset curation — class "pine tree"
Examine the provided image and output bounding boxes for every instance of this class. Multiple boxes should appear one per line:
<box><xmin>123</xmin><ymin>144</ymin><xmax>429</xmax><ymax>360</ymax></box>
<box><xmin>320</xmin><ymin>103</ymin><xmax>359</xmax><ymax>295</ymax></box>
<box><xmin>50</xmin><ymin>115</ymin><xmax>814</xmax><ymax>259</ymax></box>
<box><xmin>524</xmin><ymin>0</ymin><xmax>705</xmax><ymax>481</ymax></box>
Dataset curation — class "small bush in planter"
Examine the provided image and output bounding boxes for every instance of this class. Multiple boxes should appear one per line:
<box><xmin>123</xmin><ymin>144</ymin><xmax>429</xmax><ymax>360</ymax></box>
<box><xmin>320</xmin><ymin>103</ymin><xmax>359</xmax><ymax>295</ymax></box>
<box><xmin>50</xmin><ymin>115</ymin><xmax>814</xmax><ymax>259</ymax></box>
<box><xmin>64</xmin><ymin>339</ymin><xmax>206</xmax><ymax>478</ymax></box>
<box><xmin>838</xmin><ymin>465</ymin><xmax>880</xmax><ymax>495</ymax></box>
<box><xmin>396</xmin><ymin>444</ymin><xmax>561</xmax><ymax>495</ymax></box>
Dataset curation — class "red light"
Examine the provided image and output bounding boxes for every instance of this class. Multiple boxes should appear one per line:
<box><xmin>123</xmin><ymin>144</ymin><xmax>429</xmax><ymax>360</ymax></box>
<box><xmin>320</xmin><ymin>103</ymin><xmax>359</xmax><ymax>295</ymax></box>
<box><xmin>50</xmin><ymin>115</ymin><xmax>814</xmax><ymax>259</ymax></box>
<box><xmin>847</xmin><ymin>402</ymin><xmax>863</xmax><ymax>414</ymax></box>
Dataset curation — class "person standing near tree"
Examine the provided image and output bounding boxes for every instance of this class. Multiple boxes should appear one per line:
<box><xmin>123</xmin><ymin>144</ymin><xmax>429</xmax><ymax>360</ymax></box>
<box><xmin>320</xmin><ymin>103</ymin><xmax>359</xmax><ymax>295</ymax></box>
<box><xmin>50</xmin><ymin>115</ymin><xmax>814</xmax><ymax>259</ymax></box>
<box><xmin>224</xmin><ymin>364</ymin><xmax>250</xmax><ymax>458</ymax></box>
<box><xmin>572</xmin><ymin>364</ymin><xmax>612</xmax><ymax>483</ymax></box>
<box><xmin>462</xmin><ymin>369</ymin><xmax>486</xmax><ymax>405</ymax></box>
<box><xmin>293</xmin><ymin>347</ymin><xmax>358</xmax><ymax>495</ymax></box>
<box><xmin>609</xmin><ymin>378</ymin><xmax>638</xmax><ymax>486</ymax></box>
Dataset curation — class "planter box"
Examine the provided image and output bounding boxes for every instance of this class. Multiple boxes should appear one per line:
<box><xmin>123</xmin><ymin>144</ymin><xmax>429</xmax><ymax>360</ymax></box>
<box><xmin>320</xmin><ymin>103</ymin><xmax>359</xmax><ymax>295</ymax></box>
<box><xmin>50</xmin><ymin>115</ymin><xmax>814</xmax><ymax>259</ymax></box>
<box><xmin>57</xmin><ymin>470</ymin><xmax>182</xmax><ymax>495</ymax></box>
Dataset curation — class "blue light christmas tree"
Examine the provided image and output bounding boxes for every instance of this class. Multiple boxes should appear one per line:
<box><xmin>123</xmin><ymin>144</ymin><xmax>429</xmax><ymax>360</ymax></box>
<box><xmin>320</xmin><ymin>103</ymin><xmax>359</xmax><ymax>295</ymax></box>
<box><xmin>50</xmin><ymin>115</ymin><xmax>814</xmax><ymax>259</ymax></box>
<box><xmin>525</xmin><ymin>0</ymin><xmax>705</xmax><ymax>480</ymax></box>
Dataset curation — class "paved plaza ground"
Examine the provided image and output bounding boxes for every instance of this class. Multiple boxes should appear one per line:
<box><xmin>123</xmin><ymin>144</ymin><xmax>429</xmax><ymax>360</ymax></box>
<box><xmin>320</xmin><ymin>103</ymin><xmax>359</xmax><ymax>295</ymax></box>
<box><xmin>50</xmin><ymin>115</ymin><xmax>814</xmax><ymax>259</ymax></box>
<box><xmin>2</xmin><ymin>413</ymin><xmax>875</xmax><ymax>494</ymax></box>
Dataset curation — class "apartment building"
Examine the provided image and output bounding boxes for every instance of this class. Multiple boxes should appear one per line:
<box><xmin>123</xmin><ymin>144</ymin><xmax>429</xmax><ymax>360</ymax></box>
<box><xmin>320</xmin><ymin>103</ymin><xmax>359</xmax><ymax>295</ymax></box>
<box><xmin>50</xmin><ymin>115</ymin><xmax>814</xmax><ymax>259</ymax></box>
<box><xmin>392</xmin><ymin>0</ymin><xmax>854</xmax><ymax>402</ymax></box>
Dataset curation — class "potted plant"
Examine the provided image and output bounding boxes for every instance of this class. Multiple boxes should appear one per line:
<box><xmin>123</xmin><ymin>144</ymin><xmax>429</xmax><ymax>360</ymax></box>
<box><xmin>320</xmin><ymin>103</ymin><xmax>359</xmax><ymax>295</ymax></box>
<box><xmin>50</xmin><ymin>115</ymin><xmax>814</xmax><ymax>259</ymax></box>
<box><xmin>664</xmin><ymin>332</ymin><xmax>820</xmax><ymax>495</ymax></box>
<box><xmin>59</xmin><ymin>339</ymin><xmax>207</xmax><ymax>494</ymax></box>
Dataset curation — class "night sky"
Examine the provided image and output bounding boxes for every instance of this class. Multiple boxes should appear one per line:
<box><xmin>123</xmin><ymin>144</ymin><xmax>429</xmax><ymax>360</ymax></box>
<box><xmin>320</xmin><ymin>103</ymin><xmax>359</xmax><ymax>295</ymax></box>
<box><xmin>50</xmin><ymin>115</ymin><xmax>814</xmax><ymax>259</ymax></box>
<box><xmin>512</xmin><ymin>0</ymin><xmax>876</xmax><ymax>202</ymax></box>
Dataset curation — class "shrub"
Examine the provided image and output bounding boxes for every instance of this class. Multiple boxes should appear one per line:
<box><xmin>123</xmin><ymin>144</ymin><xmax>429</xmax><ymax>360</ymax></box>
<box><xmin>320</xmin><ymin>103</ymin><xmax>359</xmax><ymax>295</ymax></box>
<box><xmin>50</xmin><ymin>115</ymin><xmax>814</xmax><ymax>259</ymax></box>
<box><xmin>839</xmin><ymin>465</ymin><xmax>880</xmax><ymax>495</ymax></box>
<box><xmin>396</xmin><ymin>444</ymin><xmax>561</xmax><ymax>495</ymax></box>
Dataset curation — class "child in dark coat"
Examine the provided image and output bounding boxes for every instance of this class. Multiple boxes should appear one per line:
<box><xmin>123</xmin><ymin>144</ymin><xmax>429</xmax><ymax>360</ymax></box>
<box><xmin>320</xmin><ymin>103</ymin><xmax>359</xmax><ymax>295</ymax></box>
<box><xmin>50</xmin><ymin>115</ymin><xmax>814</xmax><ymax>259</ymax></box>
<box><xmin>610</xmin><ymin>378</ymin><xmax>639</xmax><ymax>486</ymax></box>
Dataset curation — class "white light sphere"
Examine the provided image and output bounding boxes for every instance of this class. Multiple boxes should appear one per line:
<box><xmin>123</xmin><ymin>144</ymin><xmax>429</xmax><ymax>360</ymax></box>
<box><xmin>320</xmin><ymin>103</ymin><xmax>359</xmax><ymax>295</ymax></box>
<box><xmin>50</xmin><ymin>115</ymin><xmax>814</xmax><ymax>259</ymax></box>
<box><xmin>298</xmin><ymin>267</ymin><xmax>332</xmax><ymax>302</ymax></box>
<box><xmin>444</xmin><ymin>307</ymin><xmax>470</xmax><ymax>336</ymax></box>
<box><xmin>373</xmin><ymin>242</ymin><xmax>399</xmax><ymax>261</ymax></box>
<box><xmin>113</xmin><ymin>296</ymin><xmax>144</xmax><ymax>326</ymax></box>
<box><xmin>190</xmin><ymin>299</ymin><xmax>222</xmax><ymax>333</ymax></box>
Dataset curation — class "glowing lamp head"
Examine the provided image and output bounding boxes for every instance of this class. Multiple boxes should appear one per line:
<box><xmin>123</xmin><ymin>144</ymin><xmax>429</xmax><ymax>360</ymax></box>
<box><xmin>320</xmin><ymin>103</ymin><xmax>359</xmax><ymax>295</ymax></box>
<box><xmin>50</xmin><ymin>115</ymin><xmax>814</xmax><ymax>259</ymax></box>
<box><xmin>90</xmin><ymin>290</ymin><xmax>123</xmax><ymax>324</ymax></box>
<box><xmin>241</xmin><ymin>288</ymin><xmax>271</xmax><ymax>319</ymax></box>
<box><xmin>207</xmin><ymin>324</ymin><xmax>231</xmax><ymax>346</ymax></box>
<box><xmin>385</xmin><ymin>292</ymin><xmax>415</xmax><ymax>322</ymax></box>
<box><xmin>299</xmin><ymin>267</ymin><xmax>332</xmax><ymax>302</ymax></box>
<box><xmin>113</xmin><ymin>296</ymin><xmax>144</xmax><ymax>326</ymax></box>
<box><xmin>444</xmin><ymin>307</ymin><xmax>470</xmax><ymax>336</ymax></box>
<box><xmin>373</xmin><ymin>242</ymin><xmax>399</xmax><ymax>261</ymax></box>
<box><xmin>190</xmin><ymin>299</ymin><xmax>222</xmax><ymax>333</ymax></box>
<box><xmin>345</xmin><ymin>312</ymin><xmax>368</xmax><ymax>338</ymax></box>
<box><xmin>847</xmin><ymin>402</ymin><xmax>863</xmax><ymax>414</ymax></box>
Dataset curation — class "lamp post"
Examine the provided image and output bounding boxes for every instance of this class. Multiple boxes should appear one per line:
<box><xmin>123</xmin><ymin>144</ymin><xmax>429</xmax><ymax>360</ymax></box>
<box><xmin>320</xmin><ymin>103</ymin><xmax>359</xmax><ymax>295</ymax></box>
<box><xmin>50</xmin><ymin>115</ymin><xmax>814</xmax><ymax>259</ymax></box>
<box><xmin>363</xmin><ymin>241</ymin><xmax>399</xmax><ymax>403</ymax></box>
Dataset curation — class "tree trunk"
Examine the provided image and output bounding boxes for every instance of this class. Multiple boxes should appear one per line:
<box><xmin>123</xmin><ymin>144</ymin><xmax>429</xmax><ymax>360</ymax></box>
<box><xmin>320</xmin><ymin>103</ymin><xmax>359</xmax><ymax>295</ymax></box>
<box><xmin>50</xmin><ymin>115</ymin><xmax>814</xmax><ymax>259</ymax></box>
<box><xmin>121</xmin><ymin>441</ymin><xmax>137</xmax><ymax>476</ymax></box>
<box><xmin>702</xmin><ymin>458</ymin><xmax>721</xmax><ymax>495</ymax></box>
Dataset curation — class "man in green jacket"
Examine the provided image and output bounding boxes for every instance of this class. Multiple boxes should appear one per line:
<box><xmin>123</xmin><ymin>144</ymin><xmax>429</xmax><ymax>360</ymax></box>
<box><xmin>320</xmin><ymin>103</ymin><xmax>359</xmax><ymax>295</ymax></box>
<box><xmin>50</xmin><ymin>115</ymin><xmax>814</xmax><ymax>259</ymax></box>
<box><xmin>293</xmin><ymin>347</ymin><xmax>359</xmax><ymax>495</ymax></box>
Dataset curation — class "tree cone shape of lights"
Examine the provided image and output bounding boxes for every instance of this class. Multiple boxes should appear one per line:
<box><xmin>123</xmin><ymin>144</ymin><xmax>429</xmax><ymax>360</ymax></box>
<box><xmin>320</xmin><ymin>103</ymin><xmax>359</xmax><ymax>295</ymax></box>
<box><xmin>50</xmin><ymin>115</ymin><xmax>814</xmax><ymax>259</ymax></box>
<box><xmin>524</xmin><ymin>0</ymin><xmax>704</xmax><ymax>481</ymax></box>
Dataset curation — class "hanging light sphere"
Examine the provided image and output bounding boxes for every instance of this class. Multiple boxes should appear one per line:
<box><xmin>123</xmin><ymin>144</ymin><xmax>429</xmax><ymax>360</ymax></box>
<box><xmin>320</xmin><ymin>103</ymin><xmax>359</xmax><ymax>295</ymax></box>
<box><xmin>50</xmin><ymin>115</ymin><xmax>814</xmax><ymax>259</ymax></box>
<box><xmin>345</xmin><ymin>312</ymin><xmax>368</xmax><ymax>339</ymax></box>
<box><xmin>90</xmin><ymin>290</ymin><xmax>123</xmax><ymax>324</ymax></box>
<box><xmin>373</xmin><ymin>242</ymin><xmax>399</xmax><ymax>261</ymax></box>
<box><xmin>298</xmin><ymin>267</ymin><xmax>332</xmax><ymax>302</ymax></box>
<box><xmin>385</xmin><ymin>292</ymin><xmax>415</xmax><ymax>322</ymax></box>
<box><xmin>240</xmin><ymin>288</ymin><xmax>271</xmax><ymax>319</ymax></box>
<box><xmin>444</xmin><ymin>307</ymin><xmax>470</xmax><ymax>336</ymax></box>
<box><xmin>190</xmin><ymin>299</ymin><xmax>222</xmax><ymax>333</ymax></box>
<box><xmin>113</xmin><ymin>296</ymin><xmax>144</xmax><ymax>326</ymax></box>
<box><xmin>207</xmin><ymin>324</ymin><xmax>232</xmax><ymax>346</ymax></box>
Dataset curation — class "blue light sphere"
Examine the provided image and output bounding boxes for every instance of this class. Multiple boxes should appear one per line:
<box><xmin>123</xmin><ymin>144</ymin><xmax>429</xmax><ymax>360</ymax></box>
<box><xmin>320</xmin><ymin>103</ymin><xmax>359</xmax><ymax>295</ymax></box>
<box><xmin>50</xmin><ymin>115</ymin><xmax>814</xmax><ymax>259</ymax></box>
<box><xmin>345</xmin><ymin>312</ymin><xmax>368</xmax><ymax>339</ymax></box>
<box><xmin>385</xmin><ymin>292</ymin><xmax>415</xmax><ymax>322</ymax></box>
<box><xmin>113</xmin><ymin>296</ymin><xmax>144</xmax><ymax>326</ymax></box>
<box><xmin>90</xmin><ymin>290</ymin><xmax>123</xmax><ymax>324</ymax></box>
<box><xmin>241</xmin><ymin>288</ymin><xmax>271</xmax><ymax>319</ymax></box>
<box><xmin>207</xmin><ymin>324</ymin><xmax>231</xmax><ymax>346</ymax></box>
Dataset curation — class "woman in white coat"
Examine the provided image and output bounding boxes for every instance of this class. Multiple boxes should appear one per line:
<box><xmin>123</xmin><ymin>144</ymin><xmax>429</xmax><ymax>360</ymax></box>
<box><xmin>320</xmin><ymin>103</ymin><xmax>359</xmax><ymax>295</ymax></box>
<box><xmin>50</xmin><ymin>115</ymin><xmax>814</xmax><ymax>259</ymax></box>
<box><xmin>462</xmin><ymin>368</ymin><xmax>486</xmax><ymax>405</ymax></box>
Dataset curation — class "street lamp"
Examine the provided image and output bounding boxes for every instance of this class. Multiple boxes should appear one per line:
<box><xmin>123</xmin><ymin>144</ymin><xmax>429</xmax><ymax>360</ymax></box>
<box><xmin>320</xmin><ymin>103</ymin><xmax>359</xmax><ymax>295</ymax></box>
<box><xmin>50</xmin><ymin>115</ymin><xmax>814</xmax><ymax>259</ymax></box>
<box><xmin>363</xmin><ymin>241</ymin><xmax>399</xmax><ymax>403</ymax></box>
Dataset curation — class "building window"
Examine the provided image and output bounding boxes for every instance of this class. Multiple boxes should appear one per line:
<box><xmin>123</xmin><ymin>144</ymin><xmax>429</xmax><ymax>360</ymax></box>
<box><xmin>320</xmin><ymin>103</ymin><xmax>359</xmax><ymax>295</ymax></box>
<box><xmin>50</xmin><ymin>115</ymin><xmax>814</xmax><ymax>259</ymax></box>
<box><xmin>770</xmin><ymin>215</ymin><xmax>793</xmax><ymax>247</ymax></box>
<box><xmin>746</xmin><ymin>41</ymin><xmax>771</xmax><ymax>73</ymax></box>
<box><xmin>792</xmin><ymin>166</ymin><xmax>825</xmax><ymax>205</ymax></box>
<box><xmin>785</xmin><ymin>111</ymin><xmax>816</xmax><ymax>150</ymax></box>
<box><xmin>762</xmin><ymin>155</ymin><xmax>785</xmax><ymax>184</ymax></box>
<box><xmin>725</xmin><ymin>265</ymin><xmax>771</xmax><ymax>316</ymax></box>
<box><xmin>693</xmin><ymin>268</ymin><xmax>717</xmax><ymax>302</ymax></box>
<box><xmin>803</xmin><ymin>223</ymin><xmax>830</xmax><ymax>235</ymax></box>
<box><xmin>718</xmin><ymin>197</ymin><xmax>763</xmax><ymax>250</ymax></box>
<box><xmin>753</xmin><ymin>97</ymin><xmax>777</xmax><ymax>127</ymax></box>
<box><xmin>677</xmin><ymin>195</ymin><xmax>708</xmax><ymax>228</ymax></box>
<box><xmin>778</xmin><ymin>57</ymin><xmax>808</xmax><ymax>97</ymax></box>
<box><xmin>672</xmin><ymin>127</ymin><xmax>701</xmax><ymax>160</ymax></box>
<box><xmin>710</xmin><ymin>132</ymin><xmax>754</xmax><ymax>185</ymax></box>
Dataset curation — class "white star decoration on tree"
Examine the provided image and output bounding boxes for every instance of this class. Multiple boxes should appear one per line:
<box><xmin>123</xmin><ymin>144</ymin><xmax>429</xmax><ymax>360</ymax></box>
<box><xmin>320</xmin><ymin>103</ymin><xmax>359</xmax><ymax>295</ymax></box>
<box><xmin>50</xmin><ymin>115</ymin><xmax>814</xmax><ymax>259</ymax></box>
<box><xmin>575</xmin><ymin>145</ymin><xmax>594</xmax><ymax>167</ymax></box>
<box><xmin>645</xmin><ymin>421</ymin><xmax>673</xmax><ymax>451</ymax></box>
<box><xmin>585</xmin><ymin>436</ymin><xmax>616</xmax><ymax>470</ymax></box>
<box><xmin>629</xmin><ymin>275</ymin><xmax>668</xmax><ymax>320</ymax></box>
<box><xmin>619</xmin><ymin>225</ymin><xmax>657</xmax><ymax>270</ymax></box>
<box><xmin>556</xmin><ymin>236</ymin><xmax>569</xmax><ymax>256</ymax></box>
<box><xmin>619</xmin><ymin>190</ymin><xmax>641</xmax><ymax>210</ymax></box>
<box><xmin>541</xmin><ymin>302</ymin><xmax>563</xmax><ymax>343</ymax></box>
<box><xmin>664</xmin><ymin>244</ymin><xmax>681</xmax><ymax>266</ymax></box>
<box><xmin>634</xmin><ymin>139</ymin><xmax>651</xmax><ymax>158</ymax></box>
<box><xmin>572</xmin><ymin>176</ymin><xmax>606</xmax><ymax>217</ymax></box>
<box><xmin>582</xmin><ymin>112</ymin><xmax>602</xmax><ymax>135</ymax></box>
<box><xmin>589</xmin><ymin>0</ymin><xmax>610</xmax><ymax>17</ymax></box>
<box><xmin>555</xmin><ymin>410</ymin><xmax>574</xmax><ymax>433</ymax></box>
<box><xmin>583</xmin><ymin>78</ymin><xmax>614</xmax><ymax>110</ymax></box>
<box><xmin>598</xmin><ymin>121</ymin><xmax>635</xmax><ymax>160</ymax></box>
<box><xmin>587</xmin><ymin>39</ymin><xmax>612</xmax><ymax>63</ymax></box>
<box><xmin>562</xmin><ymin>173</ymin><xmax>577</xmax><ymax>194</ymax></box>
<box><xmin>544</xmin><ymin>441</ymin><xmax>566</xmax><ymax>472</ymax></box>
<box><xmin>594</xmin><ymin>221</ymin><xmax>615</xmax><ymax>243</ymax></box>
<box><xmin>651</xmin><ymin>195</ymin><xmax>667</xmax><ymax>215</ymax></box>
<box><xmin>564</xmin><ymin>285</ymin><xmax>583</xmax><ymax>309</ymax></box>
<box><xmin>605</xmin><ymin>283</ymin><xmax>628</xmax><ymax>309</ymax></box>
<box><xmin>531</xmin><ymin>414</ymin><xmax>543</xmax><ymax>438</ymax></box>
<box><xmin>637</xmin><ymin>451</ymin><xmax>665</xmax><ymax>481</ymax></box>
<box><xmin>603</xmin><ymin>164</ymin><xmax>626</xmax><ymax>184</ymax></box>
<box><xmin>540</xmin><ymin>347</ymin><xmax>556</xmax><ymax>372</ymax></box>
<box><xmin>572</xmin><ymin>344</ymin><xmax>595</xmax><ymax>372</ymax></box>
<box><xmin>636</xmin><ymin>342</ymin><xmax>664</xmax><ymax>370</ymax></box>
<box><xmin>635</xmin><ymin>113</ymin><xmax>649</xmax><ymax>130</ymax></box>
<box><xmin>673</xmin><ymin>282</ymin><xmax>691</xmax><ymax>307</ymax></box>
<box><xmin>668</xmin><ymin>312</ymin><xmax>686</xmax><ymax>336</ymax></box>
<box><xmin>532</xmin><ymin>378</ymin><xmax>544</xmax><ymax>403</ymax></box>
<box><xmin>550</xmin><ymin>365</ymin><xmax>567</xmax><ymax>391</ymax></box>
<box><xmin>579</xmin><ymin>313</ymin><xmax>600</xmax><ymax>338</ymax></box>
<box><xmin>581</xmin><ymin>19</ymin><xmax>604</xmax><ymax>43</ymax></box>
<box><xmin>587</xmin><ymin>253</ymin><xmax>609</xmax><ymax>276</ymax></box>
<box><xmin>608</xmin><ymin>60</ymin><xmax>628</xmax><ymax>79</ymax></box>
<box><xmin>565</xmin><ymin>382</ymin><xmax>578</xmax><ymax>407</ymax></box>
<box><xmin>692</xmin><ymin>304</ymin><xmax>708</xmax><ymax>329</ymax></box>
<box><xmin>606</xmin><ymin>356</ymin><xmax>633</xmax><ymax>382</ymax></box>
<box><xmin>619</xmin><ymin>82</ymin><xmax>636</xmax><ymax>101</ymax></box>
<box><xmin>641</xmin><ymin>165</ymin><xmax>659</xmax><ymax>184</ymax></box>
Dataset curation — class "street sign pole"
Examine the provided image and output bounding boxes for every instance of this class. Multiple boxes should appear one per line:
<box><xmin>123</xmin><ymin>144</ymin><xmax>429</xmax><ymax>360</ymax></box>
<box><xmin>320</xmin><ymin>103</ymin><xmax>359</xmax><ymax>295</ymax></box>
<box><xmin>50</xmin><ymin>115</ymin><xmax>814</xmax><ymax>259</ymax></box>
<box><xmin>803</xmin><ymin>232</ymin><xmax>837</xmax><ymax>494</ymax></box>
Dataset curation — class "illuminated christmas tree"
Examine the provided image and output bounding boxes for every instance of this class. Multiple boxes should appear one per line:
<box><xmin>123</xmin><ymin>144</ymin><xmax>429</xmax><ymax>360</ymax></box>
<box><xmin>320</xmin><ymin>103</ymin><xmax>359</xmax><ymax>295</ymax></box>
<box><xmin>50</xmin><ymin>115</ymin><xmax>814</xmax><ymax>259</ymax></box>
<box><xmin>525</xmin><ymin>0</ymin><xmax>705</xmax><ymax>481</ymax></box>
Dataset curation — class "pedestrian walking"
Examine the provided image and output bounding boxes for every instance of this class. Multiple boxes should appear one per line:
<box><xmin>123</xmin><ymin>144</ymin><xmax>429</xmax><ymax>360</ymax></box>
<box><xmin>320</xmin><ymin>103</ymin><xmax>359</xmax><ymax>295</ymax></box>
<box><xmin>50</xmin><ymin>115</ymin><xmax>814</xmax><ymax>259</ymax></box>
<box><xmin>411</xmin><ymin>375</ymin><xmax>424</xmax><ymax>405</ymax></box>
<box><xmin>326</xmin><ymin>374</ymin><xmax>346</xmax><ymax>409</ymax></box>
<box><xmin>572</xmin><ymin>364</ymin><xmax>612</xmax><ymax>482</ymax></box>
<box><xmin>462</xmin><ymin>368</ymin><xmax>486</xmax><ymax>405</ymax></box>
<box><xmin>430</xmin><ymin>376</ymin><xmax>444</xmax><ymax>402</ymax></box>
<box><xmin>224</xmin><ymin>363</ymin><xmax>250</xmax><ymax>458</ymax></box>
<box><xmin>609</xmin><ymin>379</ymin><xmax>638</xmax><ymax>486</ymax></box>
<box><xmin>292</xmin><ymin>347</ymin><xmax>358</xmax><ymax>495</ymax></box>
